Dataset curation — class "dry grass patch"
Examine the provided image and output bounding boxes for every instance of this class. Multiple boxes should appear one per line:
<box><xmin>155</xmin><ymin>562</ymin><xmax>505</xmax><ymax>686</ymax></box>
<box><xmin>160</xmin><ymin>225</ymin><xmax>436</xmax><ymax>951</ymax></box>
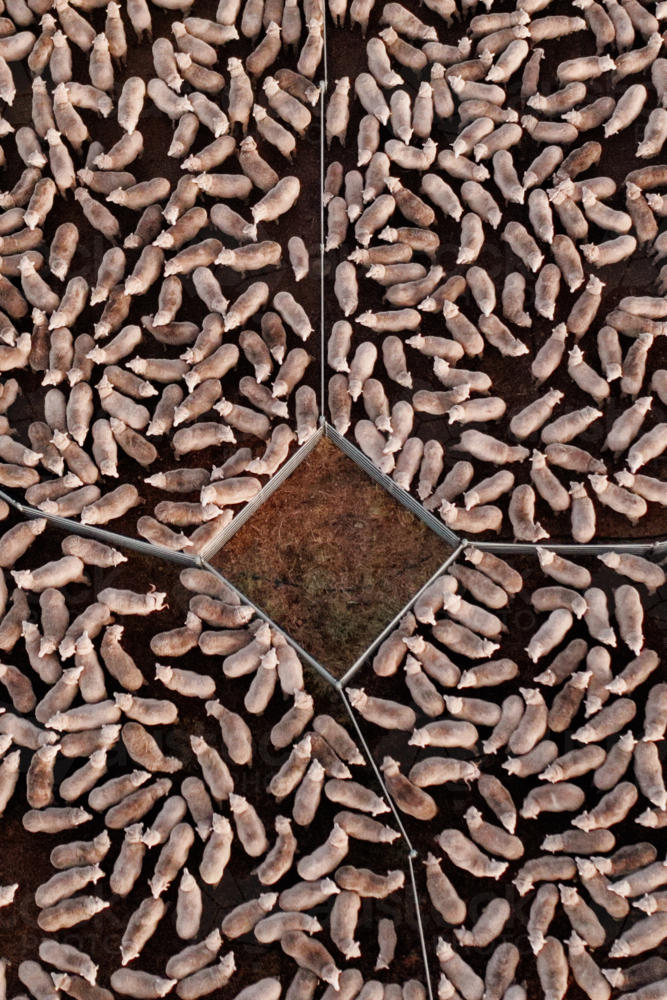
<box><xmin>211</xmin><ymin>437</ymin><xmax>453</xmax><ymax>675</ymax></box>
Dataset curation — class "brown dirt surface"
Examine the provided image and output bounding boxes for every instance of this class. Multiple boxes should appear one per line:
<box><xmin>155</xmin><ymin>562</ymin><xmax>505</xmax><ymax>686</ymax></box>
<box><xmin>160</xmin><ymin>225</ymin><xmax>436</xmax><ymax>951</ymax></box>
<box><xmin>211</xmin><ymin>436</ymin><xmax>453</xmax><ymax>675</ymax></box>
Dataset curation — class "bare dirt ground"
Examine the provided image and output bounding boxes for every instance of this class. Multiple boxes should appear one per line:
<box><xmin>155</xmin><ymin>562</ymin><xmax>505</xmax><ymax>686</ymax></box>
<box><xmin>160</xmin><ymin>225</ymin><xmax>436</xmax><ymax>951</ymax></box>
<box><xmin>211</xmin><ymin>436</ymin><xmax>453</xmax><ymax>675</ymax></box>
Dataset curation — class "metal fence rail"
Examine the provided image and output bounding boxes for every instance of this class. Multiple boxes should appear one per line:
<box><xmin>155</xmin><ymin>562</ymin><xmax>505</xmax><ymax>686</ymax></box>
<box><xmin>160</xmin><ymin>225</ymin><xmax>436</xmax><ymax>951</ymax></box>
<box><xmin>201</xmin><ymin>557</ymin><xmax>437</xmax><ymax>1000</ymax></box>
<box><xmin>0</xmin><ymin>486</ymin><xmax>201</xmax><ymax>566</ymax></box>
<box><xmin>320</xmin><ymin>36</ymin><xmax>328</xmax><ymax>422</ymax></box>
<box><xmin>202</xmin><ymin>558</ymin><xmax>339</xmax><ymax>687</ymax></box>
<box><xmin>338</xmin><ymin>543</ymin><xmax>465</xmax><ymax>688</ymax></box>
<box><xmin>200</xmin><ymin>425</ymin><xmax>324</xmax><ymax>560</ymax></box>
<box><xmin>325</xmin><ymin>423</ymin><xmax>461</xmax><ymax>547</ymax></box>
<box><xmin>335</xmin><ymin>684</ymin><xmax>435</xmax><ymax>1000</ymax></box>
<box><xmin>473</xmin><ymin>539</ymin><xmax>664</xmax><ymax>555</ymax></box>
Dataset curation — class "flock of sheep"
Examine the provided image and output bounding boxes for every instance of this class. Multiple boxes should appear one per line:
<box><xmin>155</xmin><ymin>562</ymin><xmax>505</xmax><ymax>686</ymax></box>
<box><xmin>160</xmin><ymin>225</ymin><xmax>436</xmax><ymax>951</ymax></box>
<box><xmin>0</xmin><ymin>512</ymin><xmax>421</xmax><ymax>1000</ymax></box>
<box><xmin>3</xmin><ymin>509</ymin><xmax>666</xmax><ymax>1000</ymax></box>
<box><xmin>0</xmin><ymin>0</ymin><xmax>667</xmax><ymax>997</ymax></box>
<box><xmin>325</xmin><ymin>0</ymin><xmax>667</xmax><ymax>540</ymax></box>
<box><xmin>0</xmin><ymin>0</ymin><xmax>319</xmax><ymax>549</ymax></box>
<box><xmin>350</xmin><ymin>543</ymin><xmax>667</xmax><ymax>999</ymax></box>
